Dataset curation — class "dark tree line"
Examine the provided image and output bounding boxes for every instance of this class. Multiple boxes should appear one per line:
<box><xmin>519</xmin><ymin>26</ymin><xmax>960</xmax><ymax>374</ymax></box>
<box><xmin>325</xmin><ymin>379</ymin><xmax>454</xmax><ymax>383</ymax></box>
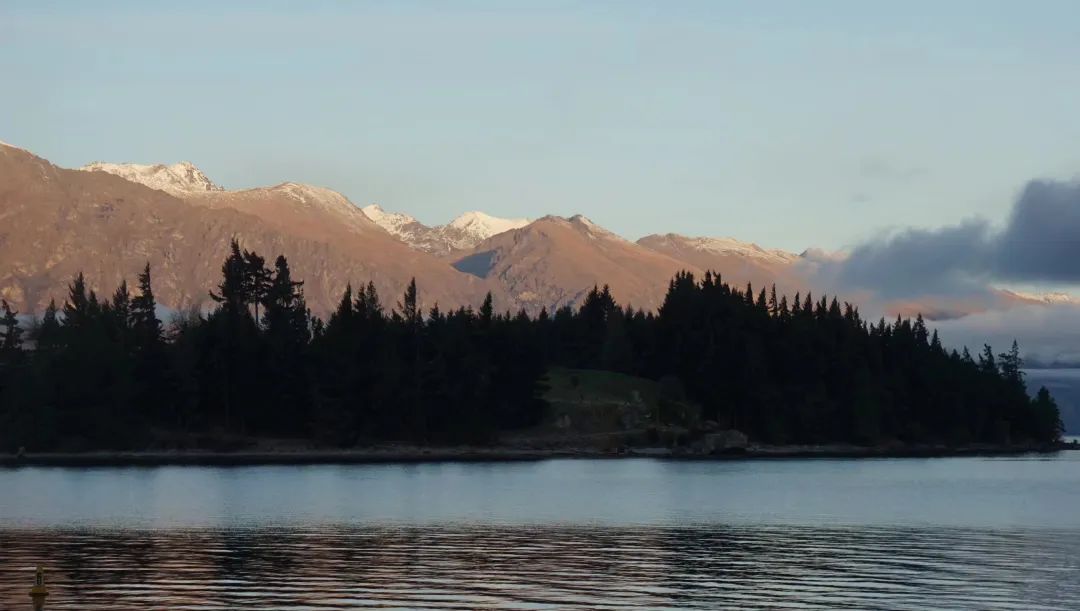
<box><xmin>0</xmin><ymin>244</ymin><xmax>1063</xmax><ymax>451</ymax></box>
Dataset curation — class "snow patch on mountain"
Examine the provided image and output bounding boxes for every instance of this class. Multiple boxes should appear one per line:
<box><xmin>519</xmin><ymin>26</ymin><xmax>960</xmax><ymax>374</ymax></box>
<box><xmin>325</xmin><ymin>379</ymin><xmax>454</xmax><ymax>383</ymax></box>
<box><xmin>81</xmin><ymin>161</ymin><xmax>223</xmax><ymax>196</ymax></box>
<box><xmin>686</xmin><ymin>236</ymin><xmax>799</xmax><ymax>264</ymax></box>
<box><xmin>362</xmin><ymin>205</ymin><xmax>531</xmax><ymax>253</ymax></box>
<box><xmin>0</xmin><ymin>139</ymin><xmax>29</xmax><ymax>153</ymax></box>
<box><xmin>1003</xmin><ymin>289</ymin><xmax>1080</xmax><ymax>306</ymax></box>
<box><xmin>568</xmin><ymin>214</ymin><xmax>625</xmax><ymax>242</ymax></box>
<box><xmin>274</xmin><ymin>182</ymin><xmax>356</xmax><ymax>213</ymax></box>
<box><xmin>644</xmin><ymin>233</ymin><xmax>798</xmax><ymax>264</ymax></box>
<box><xmin>447</xmin><ymin>211</ymin><xmax>530</xmax><ymax>239</ymax></box>
<box><xmin>362</xmin><ymin>204</ymin><xmax>420</xmax><ymax>237</ymax></box>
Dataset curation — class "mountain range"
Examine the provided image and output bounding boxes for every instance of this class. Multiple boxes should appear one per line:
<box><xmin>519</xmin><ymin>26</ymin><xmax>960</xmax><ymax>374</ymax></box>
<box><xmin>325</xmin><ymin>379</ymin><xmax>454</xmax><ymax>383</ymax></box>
<box><xmin>3</xmin><ymin>140</ymin><xmax>1070</xmax><ymax>321</ymax></box>
<box><xmin>0</xmin><ymin>141</ymin><xmax>809</xmax><ymax>317</ymax></box>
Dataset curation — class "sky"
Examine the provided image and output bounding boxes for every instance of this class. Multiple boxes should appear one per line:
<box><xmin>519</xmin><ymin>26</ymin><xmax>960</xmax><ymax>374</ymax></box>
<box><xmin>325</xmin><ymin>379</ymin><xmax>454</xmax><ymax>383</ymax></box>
<box><xmin>2</xmin><ymin>1</ymin><xmax>1080</xmax><ymax>254</ymax></box>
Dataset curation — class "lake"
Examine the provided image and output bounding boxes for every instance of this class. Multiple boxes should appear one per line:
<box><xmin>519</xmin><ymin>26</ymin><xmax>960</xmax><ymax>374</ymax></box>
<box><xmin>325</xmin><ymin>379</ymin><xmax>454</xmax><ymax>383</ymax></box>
<box><xmin>2</xmin><ymin>454</ymin><xmax>1079</xmax><ymax>610</ymax></box>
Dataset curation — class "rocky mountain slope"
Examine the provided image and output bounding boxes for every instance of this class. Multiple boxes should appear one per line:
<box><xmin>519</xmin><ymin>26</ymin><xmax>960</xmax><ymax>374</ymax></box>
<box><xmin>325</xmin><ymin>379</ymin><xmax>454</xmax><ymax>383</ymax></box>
<box><xmin>637</xmin><ymin>232</ymin><xmax>804</xmax><ymax>295</ymax></box>
<box><xmin>80</xmin><ymin>161</ymin><xmax>223</xmax><ymax>196</ymax></box>
<box><xmin>450</xmin><ymin>215</ymin><xmax>703</xmax><ymax>312</ymax></box>
<box><xmin>0</xmin><ymin>143</ymin><xmax>487</xmax><ymax>315</ymax></box>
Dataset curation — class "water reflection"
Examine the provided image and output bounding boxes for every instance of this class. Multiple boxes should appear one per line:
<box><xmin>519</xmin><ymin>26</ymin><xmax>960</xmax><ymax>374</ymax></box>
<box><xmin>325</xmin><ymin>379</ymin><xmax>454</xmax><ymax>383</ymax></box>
<box><xmin>1</xmin><ymin>525</ymin><xmax>1077</xmax><ymax>610</ymax></box>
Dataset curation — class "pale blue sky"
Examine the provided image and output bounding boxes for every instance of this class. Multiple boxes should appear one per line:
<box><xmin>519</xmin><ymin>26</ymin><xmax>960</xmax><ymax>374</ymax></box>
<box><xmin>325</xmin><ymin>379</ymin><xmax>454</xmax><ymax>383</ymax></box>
<box><xmin>3</xmin><ymin>1</ymin><xmax>1079</xmax><ymax>251</ymax></box>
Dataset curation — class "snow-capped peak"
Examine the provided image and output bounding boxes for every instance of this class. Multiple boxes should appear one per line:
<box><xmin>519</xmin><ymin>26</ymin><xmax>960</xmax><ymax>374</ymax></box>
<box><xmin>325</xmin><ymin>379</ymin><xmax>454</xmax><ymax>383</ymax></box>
<box><xmin>447</xmin><ymin>211</ymin><xmax>530</xmax><ymax>239</ymax></box>
<box><xmin>362</xmin><ymin>204</ymin><xmax>420</xmax><ymax>235</ymax></box>
<box><xmin>360</xmin><ymin>205</ymin><xmax>530</xmax><ymax>253</ymax></box>
<box><xmin>80</xmin><ymin>161</ymin><xmax>223</xmax><ymax>196</ymax></box>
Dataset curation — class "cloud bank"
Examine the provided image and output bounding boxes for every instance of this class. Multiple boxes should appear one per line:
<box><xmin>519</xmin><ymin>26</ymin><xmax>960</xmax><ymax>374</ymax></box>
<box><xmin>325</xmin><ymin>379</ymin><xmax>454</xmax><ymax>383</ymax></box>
<box><xmin>801</xmin><ymin>177</ymin><xmax>1080</xmax><ymax>360</ymax></box>
<box><xmin>808</xmin><ymin>178</ymin><xmax>1080</xmax><ymax>306</ymax></box>
<box><xmin>934</xmin><ymin>304</ymin><xmax>1080</xmax><ymax>366</ymax></box>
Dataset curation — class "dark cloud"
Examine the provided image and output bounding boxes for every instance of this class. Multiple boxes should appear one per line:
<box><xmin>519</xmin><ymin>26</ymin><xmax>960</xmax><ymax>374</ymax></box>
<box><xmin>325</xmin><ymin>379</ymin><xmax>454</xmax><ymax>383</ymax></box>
<box><xmin>815</xmin><ymin>177</ymin><xmax>1080</xmax><ymax>300</ymax></box>
<box><xmin>834</xmin><ymin>221</ymin><xmax>992</xmax><ymax>299</ymax></box>
<box><xmin>995</xmin><ymin>180</ymin><xmax>1080</xmax><ymax>282</ymax></box>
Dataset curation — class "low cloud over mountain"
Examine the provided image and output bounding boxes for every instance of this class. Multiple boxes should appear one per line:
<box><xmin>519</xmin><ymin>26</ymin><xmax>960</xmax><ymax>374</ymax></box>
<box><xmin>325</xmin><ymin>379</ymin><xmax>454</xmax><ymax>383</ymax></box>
<box><xmin>815</xmin><ymin>178</ymin><xmax>1080</xmax><ymax>301</ymax></box>
<box><xmin>808</xmin><ymin>177</ymin><xmax>1080</xmax><ymax>359</ymax></box>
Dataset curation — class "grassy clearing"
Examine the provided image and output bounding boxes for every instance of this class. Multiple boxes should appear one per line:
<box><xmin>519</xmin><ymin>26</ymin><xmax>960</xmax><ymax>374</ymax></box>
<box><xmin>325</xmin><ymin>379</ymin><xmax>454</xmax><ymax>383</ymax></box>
<box><xmin>540</xmin><ymin>368</ymin><xmax>699</xmax><ymax>435</ymax></box>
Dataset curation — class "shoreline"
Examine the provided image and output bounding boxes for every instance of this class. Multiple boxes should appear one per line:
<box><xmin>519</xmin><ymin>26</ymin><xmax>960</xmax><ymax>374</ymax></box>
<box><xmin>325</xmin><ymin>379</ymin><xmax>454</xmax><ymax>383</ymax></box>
<box><xmin>0</xmin><ymin>442</ymin><xmax>1072</xmax><ymax>467</ymax></box>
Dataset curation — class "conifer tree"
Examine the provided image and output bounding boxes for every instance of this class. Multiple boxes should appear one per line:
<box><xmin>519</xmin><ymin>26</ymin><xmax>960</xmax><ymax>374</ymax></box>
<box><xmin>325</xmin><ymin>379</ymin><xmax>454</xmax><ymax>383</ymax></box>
<box><xmin>398</xmin><ymin>278</ymin><xmax>420</xmax><ymax>326</ymax></box>
<box><xmin>35</xmin><ymin>300</ymin><xmax>61</xmax><ymax>351</ymax></box>
<box><xmin>130</xmin><ymin>263</ymin><xmax>163</xmax><ymax>350</ymax></box>
<box><xmin>998</xmin><ymin>340</ymin><xmax>1023</xmax><ymax>384</ymax></box>
<box><xmin>243</xmin><ymin>249</ymin><xmax>272</xmax><ymax>324</ymax></box>
<box><xmin>209</xmin><ymin>240</ymin><xmax>250</xmax><ymax>318</ymax></box>
<box><xmin>63</xmin><ymin>272</ymin><xmax>92</xmax><ymax>329</ymax></box>
<box><xmin>479</xmin><ymin>292</ymin><xmax>494</xmax><ymax>327</ymax></box>
<box><xmin>0</xmin><ymin>300</ymin><xmax>22</xmax><ymax>354</ymax></box>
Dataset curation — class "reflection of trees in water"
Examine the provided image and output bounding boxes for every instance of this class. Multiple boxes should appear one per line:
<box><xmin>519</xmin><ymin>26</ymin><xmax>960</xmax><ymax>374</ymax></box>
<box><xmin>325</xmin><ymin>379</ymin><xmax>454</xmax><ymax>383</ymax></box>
<box><xmin>1</xmin><ymin>526</ymin><xmax>1078</xmax><ymax>609</ymax></box>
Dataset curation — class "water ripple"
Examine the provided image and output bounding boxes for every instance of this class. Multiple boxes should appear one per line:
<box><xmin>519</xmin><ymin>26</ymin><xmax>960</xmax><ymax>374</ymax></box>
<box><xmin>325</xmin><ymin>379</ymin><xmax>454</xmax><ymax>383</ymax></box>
<box><xmin>1</xmin><ymin>525</ymin><xmax>1078</xmax><ymax>610</ymax></box>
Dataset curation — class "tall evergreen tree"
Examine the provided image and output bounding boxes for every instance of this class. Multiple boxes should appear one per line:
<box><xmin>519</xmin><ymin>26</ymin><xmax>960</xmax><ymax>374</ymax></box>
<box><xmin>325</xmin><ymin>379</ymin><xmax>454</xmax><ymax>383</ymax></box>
<box><xmin>131</xmin><ymin>263</ymin><xmax>162</xmax><ymax>348</ymax></box>
<box><xmin>0</xmin><ymin>300</ymin><xmax>22</xmax><ymax>354</ymax></box>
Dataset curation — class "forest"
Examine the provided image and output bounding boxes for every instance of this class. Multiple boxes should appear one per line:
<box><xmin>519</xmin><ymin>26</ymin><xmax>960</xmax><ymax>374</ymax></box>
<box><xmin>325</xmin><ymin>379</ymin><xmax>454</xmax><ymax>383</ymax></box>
<box><xmin>0</xmin><ymin>241</ymin><xmax>1063</xmax><ymax>451</ymax></box>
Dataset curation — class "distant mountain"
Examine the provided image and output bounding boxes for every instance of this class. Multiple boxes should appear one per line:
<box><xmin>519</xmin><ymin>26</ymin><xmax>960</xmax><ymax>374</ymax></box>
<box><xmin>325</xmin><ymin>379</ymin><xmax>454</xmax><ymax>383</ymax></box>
<box><xmin>442</xmin><ymin>211</ymin><xmax>532</xmax><ymax>250</ymax></box>
<box><xmin>1002</xmin><ymin>290</ymin><xmax>1080</xmax><ymax>307</ymax></box>
<box><xmin>0</xmin><ymin>143</ymin><xmax>486</xmax><ymax>315</ymax></box>
<box><xmin>639</xmin><ymin>233</ymin><xmax>798</xmax><ymax>265</ymax></box>
<box><xmin>637</xmin><ymin>232</ymin><xmax>803</xmax><ymax>294</ymax></box>
<box><xmin>451</xmin><ymin>215</ymin><xmax>699</xmax><ymax>312</ymax></box>
<box><xmin>190</xmin><ymin>182</ymin><xmax>381</xmax><ymax>240</ymax></box>
<box><xmin>362</xmin><ymin>204</ymin><xmax>529</xmax><ymax>255</ymax></box>
<box><xmin>80</xmin><ymin>161</ymin><xmax>223</xmax><ymax>196</ymax></box>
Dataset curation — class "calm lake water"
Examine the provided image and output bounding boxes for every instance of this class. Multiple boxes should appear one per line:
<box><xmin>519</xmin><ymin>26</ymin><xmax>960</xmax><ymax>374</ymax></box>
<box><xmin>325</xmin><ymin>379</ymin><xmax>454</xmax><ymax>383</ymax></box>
<box><xmin>2</xmin><ymin>454</ymin><xmax>1079</xmax><ymax>610</ymax></box>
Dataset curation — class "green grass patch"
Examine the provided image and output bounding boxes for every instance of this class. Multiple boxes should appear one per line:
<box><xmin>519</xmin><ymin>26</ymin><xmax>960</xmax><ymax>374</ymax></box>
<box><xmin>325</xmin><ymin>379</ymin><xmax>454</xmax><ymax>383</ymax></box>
<box><xmin>541</xmin><ymin>368</ymin><xmax>699</xmax><ymax>434</ymax></box>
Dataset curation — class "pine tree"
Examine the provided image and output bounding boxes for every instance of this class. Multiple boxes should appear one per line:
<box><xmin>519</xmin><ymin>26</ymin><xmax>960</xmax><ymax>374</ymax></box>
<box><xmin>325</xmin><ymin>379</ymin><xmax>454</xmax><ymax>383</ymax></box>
<box><xmin>130</xmin><ymin>263</ymin><xmax>163</xmax><ymax>350</ymax></box>
<box><xmin>63</xmin><ymin>272</ymin><xmax>92</xmax><ymax>329</ymax></box>
<box><xmin>397</xmin><ymin>278</ymin><xmax>420</xmax><ymax>326</ymax></box>
<box><xmin>109</xmin><ymin>280</ymin><xmax>132</xmax><ymax>339</ymax></box>
<box><xmin>35</xmin><ymin>300</ymin><xmax>61</xmax><ymax>351</ymax></box>
<box><xmin>479</xmin><ymin>292</ymin><xmax>494</xmax><ymax>327</ymax></box>
<box><xmin>261</xmin><ymin>255</ymin><xmax>311</xmax><ymax>433</ymax></box>
<box><xmin>979</xmin><ymin>344</ymin><xmax>997</xmax><ymax>375</ymax></box>
<box><xmin>263</xmin><ymin>255</ymin><xmax>308</xmax><ymax>342</ymax></box>
<box><xmin>961</xmin><ymin>346</ymin><xmax>974</xmax><ymax>364</ymax></box>
<box><xmin>1031</xmin><ymin>387</ymin><xmax>1063</xmax><ymax>443</ymax></box>
<box><xmin>243</xmin><ymin>249</ymin><xmax>272</xmax><ymax>324</ymax></box>
<box><xmin>998</xmin><ymin>340</ymin><xmax>1024</xmax><ymax>384</ymax></box>
<box><xmin>209</xmin><ymin>240</ymin><xmax>250</xmax><ymax>319</ymax></box>
<box><xmin>327</xmin><ymin>284</ymin><xmax>355</xmax><ymax>332</ymax></box>
<box><xmin>0</xmin><ymin>300</ymin><xmax>22</xmax><ymax>354</ymax></box>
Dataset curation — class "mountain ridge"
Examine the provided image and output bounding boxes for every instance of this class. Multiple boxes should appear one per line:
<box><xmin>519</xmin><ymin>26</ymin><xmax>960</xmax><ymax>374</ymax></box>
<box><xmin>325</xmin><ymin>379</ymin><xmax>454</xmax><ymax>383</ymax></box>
<box><xmin>81</xmin><ymin>161</ymin><xmax>223</xmax><ymax>196</ymax></box>
<box><xmin>0</xmin><ymin>143</ymin><xmax>488</xmax><ymax>315</ymax></box>
<box><xmin>8</xmin><ymin>141</ymin><xmax>1012</xmax><ymax>322</ymax></box>
<box><xmin>362</xmin><ymin>204</ymin><xmax>530</xmax><ymax>254</ymax></box>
